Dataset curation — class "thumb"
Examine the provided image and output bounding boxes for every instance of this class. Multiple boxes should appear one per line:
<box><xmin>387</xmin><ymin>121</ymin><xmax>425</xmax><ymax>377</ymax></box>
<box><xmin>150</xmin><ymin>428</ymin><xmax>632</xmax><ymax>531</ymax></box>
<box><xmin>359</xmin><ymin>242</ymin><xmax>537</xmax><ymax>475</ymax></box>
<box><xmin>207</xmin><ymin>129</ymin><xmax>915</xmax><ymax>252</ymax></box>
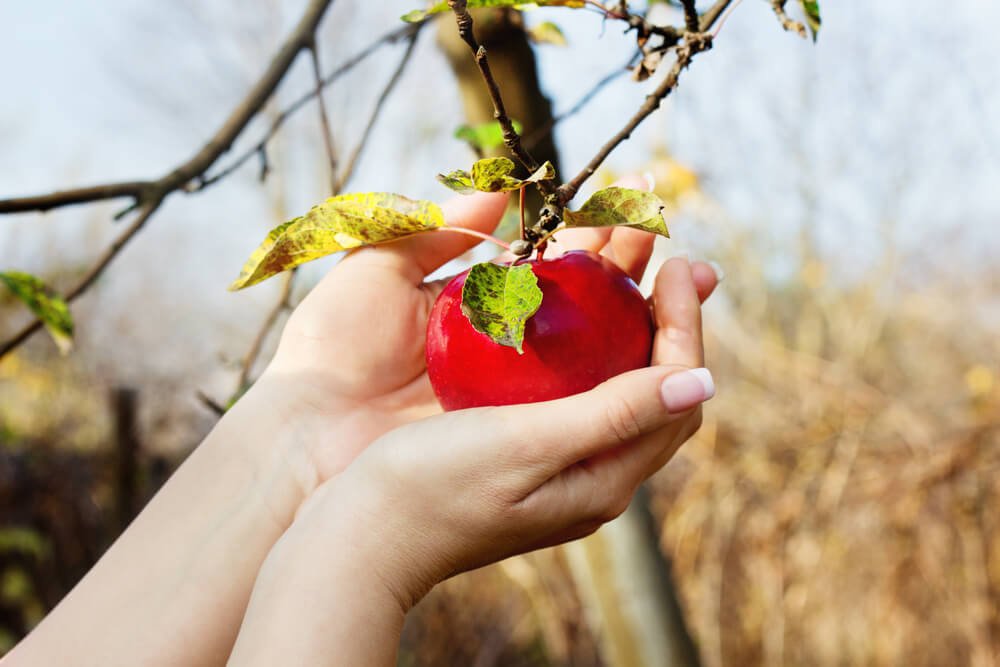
<box><xmin>480</xmin><ymin>365</ymin><xmax>715</xmax><ymax>483</ymax></box>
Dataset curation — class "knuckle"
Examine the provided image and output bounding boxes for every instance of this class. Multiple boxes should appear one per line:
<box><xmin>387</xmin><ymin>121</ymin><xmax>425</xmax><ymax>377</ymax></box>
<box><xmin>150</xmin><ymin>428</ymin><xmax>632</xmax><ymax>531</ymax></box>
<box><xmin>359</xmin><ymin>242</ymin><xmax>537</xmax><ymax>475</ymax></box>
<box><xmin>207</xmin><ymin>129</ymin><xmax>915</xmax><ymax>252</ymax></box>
<box><xmin>599</xmin><ymin>494</ymin><xmax>632</xmax><ymax>524</ymax></box>
<box><xmin>601</xmin><ymin>393</ymin><xmax>644</xmax><ymax>446</ymax></box>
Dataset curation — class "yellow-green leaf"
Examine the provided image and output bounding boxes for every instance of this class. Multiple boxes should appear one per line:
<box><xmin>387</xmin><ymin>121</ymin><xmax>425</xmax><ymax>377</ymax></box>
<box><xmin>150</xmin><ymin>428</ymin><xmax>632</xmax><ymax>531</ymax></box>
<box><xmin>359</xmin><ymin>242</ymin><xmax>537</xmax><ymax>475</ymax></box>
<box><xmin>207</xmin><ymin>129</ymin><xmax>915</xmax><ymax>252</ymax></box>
<box><xmin>437</xmin><ymin>169</ymin><xmax>476</xmax><ymax>194</ymax></box>
<box><xmin>563</xmin><ymin>187</ymin><xmax>670</xmax><ymax>237</ymax></box>
<box><xmin>470</xmin><ymin>157</ymin><xmax>556</xmax><ymax>192</ymax></box>
<box><xmin>402</xmin><ymin>0</ymin><xmax>586</xmax><ymax>23</ymax></box>
<box><xmin>0</xmin><ymin>271</ymin><xmax>74</xmax><ymax>354</ymax></box>
<box><xmin>461</xmin><ymin>262</ymin><xmax>543</xmax><ymax>354</ymax></box>
<box><xmin>454</xmin><ymin>120</ymin><xmax>523</xmax><ymax>152</ymax></box>
<box><xmin>799</xmin><ymin>0</ymin><xmax>821</xmax><ymax>41</ymax></box>
<box><xmin>528</xmin><ymin>21</ymin><xmax>567</xmax><ymax>46</ymax></box>
<box><xmin>230</xmin><ymin>193</ymin><xmax>444</xmax><ymax>290</ymax></box>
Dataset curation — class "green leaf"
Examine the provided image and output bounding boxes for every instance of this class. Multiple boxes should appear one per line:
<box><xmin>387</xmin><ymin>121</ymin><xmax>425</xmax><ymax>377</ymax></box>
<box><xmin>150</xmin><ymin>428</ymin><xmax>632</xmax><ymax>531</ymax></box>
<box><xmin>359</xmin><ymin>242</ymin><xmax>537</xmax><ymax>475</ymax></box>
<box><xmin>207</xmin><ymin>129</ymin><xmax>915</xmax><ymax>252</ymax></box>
<box><xmin>563</xmin><ymin>187</ymin><xmax>670</xmax><ymax>237</ymax></box>
<box><xmin>461</xmin><ymin>262</ymin><xmax>543</xmax><ymax>354</ymax></box>
<box><xmin>230</xmin><ymin>193</ymin><xmax>444</xmax><ymax>290</ymax></box>
<box><xmin>402</xmin><ymin>0</ymin><xmax>586</xmax><ymax>23</ymax></box>
<box><xmin>799</xmin><ymin>0</ymin><xmax>820</xmax><ymax>41</ymax></box>
<box><xmin>528</xmin><ymin>21</ymin><xmax>567</xmax><ymax>46</ymax></box>
<box><xmin>454</xmin><ymin>120</ymin><xmax>523</xmax><ymax>152</ymax></box>
<box><xmin>436</xmin><ymin>169</ymin><xmax>477</xmax><ymax>194</ymax></box>
<box><xmin>0</xmin><ymin>271</ymin><xmax>74</xmax><ymax>354</ymax></box>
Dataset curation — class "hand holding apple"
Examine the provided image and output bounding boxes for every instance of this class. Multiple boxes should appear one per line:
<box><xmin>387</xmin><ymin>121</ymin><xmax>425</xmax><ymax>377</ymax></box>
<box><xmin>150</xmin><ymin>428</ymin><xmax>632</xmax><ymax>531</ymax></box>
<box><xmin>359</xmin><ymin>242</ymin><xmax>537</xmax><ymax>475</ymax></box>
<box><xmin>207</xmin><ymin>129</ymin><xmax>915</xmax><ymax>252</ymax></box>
<box><xmin>229</xmin><ymin>255</ymin><xmax>716</xmax><ymax>666</ymax></box>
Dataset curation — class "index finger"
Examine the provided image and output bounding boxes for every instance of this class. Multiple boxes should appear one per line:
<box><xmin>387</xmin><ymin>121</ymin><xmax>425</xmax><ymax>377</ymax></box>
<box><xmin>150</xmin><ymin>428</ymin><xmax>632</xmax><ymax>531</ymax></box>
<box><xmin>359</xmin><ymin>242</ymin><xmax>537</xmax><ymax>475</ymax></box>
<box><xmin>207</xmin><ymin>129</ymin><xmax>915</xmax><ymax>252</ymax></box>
<box><xmin>651</xmin><ymin>257</ymin><xmax>704</xmax><ymax>368</ymax></box>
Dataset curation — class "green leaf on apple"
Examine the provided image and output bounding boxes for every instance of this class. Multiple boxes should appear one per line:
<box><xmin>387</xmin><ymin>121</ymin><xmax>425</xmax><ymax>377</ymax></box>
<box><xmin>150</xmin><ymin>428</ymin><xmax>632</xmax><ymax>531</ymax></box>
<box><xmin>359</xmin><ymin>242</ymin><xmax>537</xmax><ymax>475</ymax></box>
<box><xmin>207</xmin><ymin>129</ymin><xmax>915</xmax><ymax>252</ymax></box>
<box><xmin>454</xmin><ymin>119</ymin><xmax>523</xmax><ymax>152</ymax></box>
<box><xmin>562</xmin><ymin>187</ymin><xmax>670</xmax><ymax>237</ymax></box>
<box><xmin>460</xmin><ymin>262</ymin><xmax>543</xmax><ymax>354</ymax></box>
<box><xmin>0</xmin><ymin>271</ymin><xmax>74</xmax><ymax>354</ymax></box>
<box><xmin>402</xmin><ymin>0</ymin><xmax>586</xmax><ymax>23</ymax></box>
<box><xmin>438</xmin><ymin>157</ymin><xmax>555</xmax><ymax>195</ymax></box>
<box><xmin>799</xmin><ymin>0</ymin><xmax>820</xmax><ymax>41</ymax></box>
<box><xmin>229</xmin><ymin>192</ymin><xmax>444</xmax><ymax>290</ymax></box>
<box><xmin>527</xmin><ymin>21</ymin><xmax>567</xmax><ymax>46</ymax></box>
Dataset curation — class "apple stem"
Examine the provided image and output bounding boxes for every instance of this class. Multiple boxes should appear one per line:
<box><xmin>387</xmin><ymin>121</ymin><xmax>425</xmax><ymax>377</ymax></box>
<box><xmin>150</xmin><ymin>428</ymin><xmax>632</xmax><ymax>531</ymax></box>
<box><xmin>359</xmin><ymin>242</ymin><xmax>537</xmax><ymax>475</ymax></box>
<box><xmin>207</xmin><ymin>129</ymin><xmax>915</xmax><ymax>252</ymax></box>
<box><xmin>436</xmin><ymin>226</ymin><xmax>511</xmax><ymax>251</ymax></box>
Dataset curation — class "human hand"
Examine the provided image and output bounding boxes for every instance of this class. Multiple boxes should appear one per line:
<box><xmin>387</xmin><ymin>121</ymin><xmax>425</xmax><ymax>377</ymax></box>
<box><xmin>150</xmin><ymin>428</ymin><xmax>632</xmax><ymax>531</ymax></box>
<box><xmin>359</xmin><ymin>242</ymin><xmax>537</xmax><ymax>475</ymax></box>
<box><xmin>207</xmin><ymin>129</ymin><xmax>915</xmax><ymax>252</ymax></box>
<box><xmin>253</xmin><ymin>180</ymin><xmax>717</xmax><ymax>489</ymax></box>
<box><xmin>229</xmin><ymin>254</ymin><xmax>716</xmax><ymax>666</ymax></box>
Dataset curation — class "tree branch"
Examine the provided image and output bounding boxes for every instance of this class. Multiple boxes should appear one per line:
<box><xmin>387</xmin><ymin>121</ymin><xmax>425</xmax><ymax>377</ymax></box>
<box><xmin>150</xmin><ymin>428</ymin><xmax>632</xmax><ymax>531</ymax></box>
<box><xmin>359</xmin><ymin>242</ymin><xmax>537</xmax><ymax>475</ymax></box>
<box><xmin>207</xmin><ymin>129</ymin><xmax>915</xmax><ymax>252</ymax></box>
<box><xmin>770</xmin><ymin>0</ymin><xmax>807</xmax><ymax>38</ymax></box>
<box><xmin>555</xmin><ymin>1</ymin><xmax>736</xmax><ymax>205</ymax></box>
<box><xmin>0</xmin><ymin>197</ymin><xmax>162</xmax><ymax>359</ymax></box>
<box><xmin>335</xmin><ymin>28</ymin><xmax>420</xmax><ymax>192</ymax></box>
<box><xmin>680</xmin><ymin>0</ymin><xmax>700</xmax><ymax>33</ymax></box>
<box><xmin>308</xmin><ymin>42</ymin><xmax>340</xmax><ymax>195</ymax></box>
<box><xmin>446</xmin><ymin>0</ymin><xmax>556</xmax><ymax>198</ymax></box>
<box><xmin>0</xmin><ymin>182</ymin><xmax>151</xmax><ymax>215</ymax></box>
<box><xmin>0</xmin><ymin>0</ymin><xmax>338</xmax><ymax>359</ymax></box>
<box><xmin>556</xmin><ymin>32</ymin><xmax>713</xmax><ymax>204</ymax></box>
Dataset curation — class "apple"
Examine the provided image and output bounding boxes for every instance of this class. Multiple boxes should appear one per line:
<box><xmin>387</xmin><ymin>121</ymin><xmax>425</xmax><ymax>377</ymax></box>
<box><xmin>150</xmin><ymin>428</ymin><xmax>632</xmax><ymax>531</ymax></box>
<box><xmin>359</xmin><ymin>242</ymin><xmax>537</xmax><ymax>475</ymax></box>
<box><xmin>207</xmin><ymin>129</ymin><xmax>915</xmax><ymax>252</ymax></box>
<box><xmin>426</xmin><ymin>250</ymin><xmax>654</xmax><ymax>410</ymax></box>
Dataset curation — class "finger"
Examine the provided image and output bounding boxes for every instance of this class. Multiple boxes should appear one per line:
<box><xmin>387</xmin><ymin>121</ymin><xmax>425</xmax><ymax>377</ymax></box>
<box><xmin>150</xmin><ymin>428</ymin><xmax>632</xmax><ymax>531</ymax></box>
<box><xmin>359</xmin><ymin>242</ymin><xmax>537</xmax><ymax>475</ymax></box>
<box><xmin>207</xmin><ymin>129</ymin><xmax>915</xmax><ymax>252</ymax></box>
<box><xmin>651</xmin><ymin>257</ymin><xmax>704</xmax><ymax>368</ymax></box>
<box><xmin>343</xmin><ymin>191</ymin><xmax>509</xmax><ymax>284</ymax></box>
<box><xmin>475</xmin><ymin>364</ymin><xmax>715</xmax><ymax>488</ymax></box>
<box><xmin>607</xmin><ymin>225</ymin><xmax>655</xmax><ymax>284</ymax></box>
<box><xmin>691</xmin><ymin>260</ymin><xmax>720</xmax><ymax>302</ymax></box>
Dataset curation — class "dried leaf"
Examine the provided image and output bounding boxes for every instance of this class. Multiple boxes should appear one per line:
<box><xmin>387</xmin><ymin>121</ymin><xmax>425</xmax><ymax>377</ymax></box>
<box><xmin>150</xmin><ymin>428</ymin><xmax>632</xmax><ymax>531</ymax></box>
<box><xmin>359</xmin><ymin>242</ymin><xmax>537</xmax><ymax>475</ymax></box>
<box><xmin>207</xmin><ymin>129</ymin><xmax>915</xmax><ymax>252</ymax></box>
<box><xmin>563</xmin><ymin>187</ymin><xmax>670</xmax><ymax>237</ymax></box>
<box><xmin>230</xmin><ymin>193</ymin><xmax>444</xmax><ymax>290</ymax></box>
<box><xmin>437</xmin><ymin>170</ymin><xmax>476</xmax><ymax>194</ymax></box>
<box><xmin>0</xmin><ymin>271</ymin><xmax>74</xmax><ymax>354</ymax></box>
<box><xmin>460</xmin><ymin>262</ymin><xmax>543</xmax><ymax>353</ymax></box>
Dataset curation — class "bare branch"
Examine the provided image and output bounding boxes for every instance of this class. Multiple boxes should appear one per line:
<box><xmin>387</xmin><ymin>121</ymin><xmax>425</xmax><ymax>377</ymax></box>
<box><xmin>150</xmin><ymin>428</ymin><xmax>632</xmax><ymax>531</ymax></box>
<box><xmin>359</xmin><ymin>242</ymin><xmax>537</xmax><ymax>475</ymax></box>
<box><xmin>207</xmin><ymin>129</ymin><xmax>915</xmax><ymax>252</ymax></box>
<box><xmin>335</xmin><ymin>29</ymin><xmax>420</xmax><ymax>192</ymax></box>
<box><xmin>237</xmin><ymin>268</ymin><xmax>296</xmax><ymax>391</ymax></box>
<box><xmin>0</xmin><ymin>0</ymin><xmax>337</xmax><ymax>216</ymax></box>
<box><xmin>446</xmin><ymin>0</ymin><xmax>556</xmax><ymax>198</ymax></box>
<box><xmin>0</xmin><ymin>197</ymin><xmax>162</xmax><ymax>359</ymax></box>
<box><xmin>771</xmin><ymin>0</ymin><xmax>808</xmax><ymax>38</ymax></box>
<box><xmin>680</xmin><ymin>0</ymin><xmax>700</xmax><ymax>33</ymax></box>
<box><xmin>556</xmin><ymin>32</ymin><xmax>714</xmax><ymax>205</ymax></box>
<box><xmin>699</xmin><ymin>0</ymin><xmax>736</xmax><ymax>32</ymax></box>
<box><xmin>0</xmin><ymin>182</ymin><xmax>151</xmax><ymax>215</ymax></box>
<box><xmin>0</xmin><ymin>0</ymin><xmax>338</xmax><ymax>359</ymax></box>
<box><xmin>522</xmin><ymin>53</ymin><xmax>638</xmax><ymax>152</ymax></box>
<box><xmin>308</xmin><ymin>41</ymin><xmax>340</xmax><ymax>194</ymax></box>
<box><xmin>196</xmin><ymin>24</ymin><xmax>418</xmax><ymax>191</ymax></box>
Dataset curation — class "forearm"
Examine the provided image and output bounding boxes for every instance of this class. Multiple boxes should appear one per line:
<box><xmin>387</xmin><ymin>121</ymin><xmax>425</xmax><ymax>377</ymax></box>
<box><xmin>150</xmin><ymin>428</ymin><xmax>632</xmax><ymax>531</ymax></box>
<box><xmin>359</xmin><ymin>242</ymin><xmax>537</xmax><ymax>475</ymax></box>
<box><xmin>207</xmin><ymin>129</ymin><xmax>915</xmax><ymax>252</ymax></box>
<box><xmin>7</xmin><ymin>374</ymin><xmax>313</xmax><ymax>667</ymax></box>
<box><xmin>228</xmin><ymin>483</ymin><xmax>407</xmax><ymax>667</ymax></box>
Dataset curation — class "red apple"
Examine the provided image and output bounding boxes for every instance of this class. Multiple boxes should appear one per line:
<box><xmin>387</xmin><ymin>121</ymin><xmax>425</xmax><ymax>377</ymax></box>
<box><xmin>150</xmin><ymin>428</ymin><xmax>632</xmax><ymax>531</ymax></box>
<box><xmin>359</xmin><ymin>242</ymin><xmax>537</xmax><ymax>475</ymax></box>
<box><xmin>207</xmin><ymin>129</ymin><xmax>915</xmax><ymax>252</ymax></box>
<box><xmin>425</xmin><ymin>250</ymin><xmax>654</xmax><ymax>410</ymax></box>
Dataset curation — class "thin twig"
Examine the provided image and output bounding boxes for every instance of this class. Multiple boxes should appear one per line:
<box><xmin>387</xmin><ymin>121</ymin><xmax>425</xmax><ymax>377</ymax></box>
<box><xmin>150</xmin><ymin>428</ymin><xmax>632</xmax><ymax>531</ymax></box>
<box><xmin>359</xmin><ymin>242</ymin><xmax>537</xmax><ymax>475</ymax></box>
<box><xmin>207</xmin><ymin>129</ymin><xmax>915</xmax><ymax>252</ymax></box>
<box><xmin>699</xmin><ymin>0</ymin><xmax>736</xmax><ymax>32</ymax></box>
<box><xmin>446</xmin><ymin>0</ymin><xmax>556</xmax><ymax>197</ymax></box>
<box><xmin>308</xmin><ymin>42</ymin><xmax>339</xmax><ymax>194</ymax></box>
<box><xmin>0</xmin><ymin>0</ymin><xmax>338</xmax><ymax>359</ymax></box>
<box><xmin>556</xmin><ymin>32</ymin><xmax>714</xmax><ymax>204</ymax></box>
<box><xmin>522</xmin><ymin>53</ymin><xmax>638</xmax><ymax>152</ymax></box>
<box><xmin>197</xmin><ymin>24</ymin><xmax>417</xmax><ymax>191</ymax></box>
<box><xmin>680</xmin><ymin>0</ymin><xmax>701</xmax><ymax>33</ymax></box>
<box><xmin>237</xmin><ymin>268</ymin><xmax>296</xmax><ymax>390</ymax></box>
<box><xmin>770</xmin><ymin>0</ymin><xmax>807</xmax><ymax>38</ymax></box>
<box><xmin>0</xmin><ymin>198</ymin><xmax>162</xmax><ymax>359</ymax></box>
<box><xmin>335</xmin><ymin>28</ymin><xmax>421</xmax><ymax>192</ymax></box>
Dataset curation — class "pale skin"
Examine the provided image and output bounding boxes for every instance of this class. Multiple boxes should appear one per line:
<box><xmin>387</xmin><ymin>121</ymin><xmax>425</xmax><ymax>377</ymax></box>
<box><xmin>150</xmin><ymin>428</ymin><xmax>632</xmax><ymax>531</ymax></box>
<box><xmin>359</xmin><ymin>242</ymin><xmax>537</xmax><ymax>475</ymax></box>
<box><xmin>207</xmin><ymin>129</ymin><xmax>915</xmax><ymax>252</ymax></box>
<box><xmin>3</xmin><ymin>179</ymin><xmax>718</xmax><ymax>666</ymax></box>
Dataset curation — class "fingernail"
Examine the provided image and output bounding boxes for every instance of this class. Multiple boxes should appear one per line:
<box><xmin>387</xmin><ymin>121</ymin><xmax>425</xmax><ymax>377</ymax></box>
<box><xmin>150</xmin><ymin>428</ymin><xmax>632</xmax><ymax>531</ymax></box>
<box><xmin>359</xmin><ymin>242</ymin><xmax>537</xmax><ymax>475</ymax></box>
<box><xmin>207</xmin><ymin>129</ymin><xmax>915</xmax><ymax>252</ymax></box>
<box><xmin>660</xmin><ymin>368</ymin><xmax>715</xmax><ymax>413</ymax></box>
<box><xmin>642</xmin><ymin>171</ymin><xmax>656</xmax><ymax>192</ymax></box>
<box><xmin>708</xmin><ymin>260</ymin><xmax>725</xmax><ymax>283</ymax></box>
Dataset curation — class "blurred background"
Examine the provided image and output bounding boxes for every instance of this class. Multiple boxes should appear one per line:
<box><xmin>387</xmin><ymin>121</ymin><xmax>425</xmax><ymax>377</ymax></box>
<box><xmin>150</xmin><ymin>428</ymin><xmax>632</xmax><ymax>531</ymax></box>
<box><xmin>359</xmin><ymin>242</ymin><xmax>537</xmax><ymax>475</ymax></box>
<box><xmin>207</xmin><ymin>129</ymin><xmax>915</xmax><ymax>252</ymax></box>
<box><xmin>1</xmin><ymin>1</ymin><xmax>999</xmax><ymax>664</ymax></box>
